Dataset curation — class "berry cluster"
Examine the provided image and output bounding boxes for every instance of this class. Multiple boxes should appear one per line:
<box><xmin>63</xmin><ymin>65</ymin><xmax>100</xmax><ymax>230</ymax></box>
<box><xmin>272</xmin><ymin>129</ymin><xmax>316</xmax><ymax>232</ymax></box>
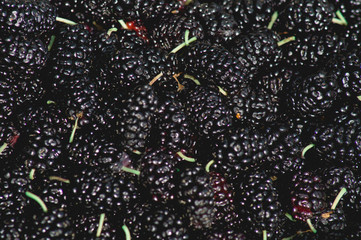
<box><xmin>1</xmin><ymin>0</ymin><xmax>361</xmax><ymax>239</ymax></box>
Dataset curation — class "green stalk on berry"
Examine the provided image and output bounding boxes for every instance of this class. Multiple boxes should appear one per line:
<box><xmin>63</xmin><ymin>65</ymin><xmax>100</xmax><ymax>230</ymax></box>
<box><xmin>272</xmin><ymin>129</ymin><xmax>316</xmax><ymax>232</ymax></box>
<box><xmin>25</xmin><ymin>191</ymin><xmax>48</xmax><ymax>213</ymax></box>
<box><xmin>122</xmin><ymin>225</ymin><xmax>131</xmax><ymax>240</ymax></box>
<box><xmin>96</xmin><ymin>213</ymin><xmax>106</xmax><ymax>237</ymax></box>
<box><xmin>170</xmin><ymin>30</ymin><xmax>197</xmax><ymax>54</ymax></box>
<box><xmin>121</xmin><ymin>166</ymin><xmax>141</xmax><ymax>176</ymax></box>
<box><xmin>29</xmin><ymin>169</ymin><xmax>36</xmax><ymax>180</ymax></box>
<box><xmin>49</xmin><ymin>176</ymin><xmax>70</xmax><ymax>183</ymax></box>
<box><xmin>176</xmin><ymin>151</ymin><xmax>196</xmax><ymax>162</ymax></box>
<box><xmin>277</xmin><ymin>36</ymin><xmax>296</xmax><ymax>47</ymax></box>
<box><xmin>306</xmin><ymin>219</ymin><xmax>317</xmax><ymax>233</ymax></box>
<box><xmin>205</xmin><ymin>160</ymin><xmax>215</xmax><ymax>172</ymax></box>
<box><xmin>331</xmin><ymin>10</ymin><xmax>348</xmax><ymax>26</ymax></box>
<box><xmin>267</xmin><ymin>11</ymin><xmax>279</xmax><ymax>30</ymax></box>
<box><xmin>55</xmin><ymin>17</ymin><xmax>77</xmax><ymax>26</ymax></box>
<box><xmin>69</xmin><ymin>114</ymin><xmax>81</xmax><ymax>143</ymax></box>
<box><xmin>331</xmin><ymin>188</ymin><xmax>347</xmax><ymax>210</ymax></box>
<box><xmin>47</xmin><ymin>35</ymin><xmax>56</xmax><ymax>51</ymax></box>
<box><xmin>0</xmin><ymin>143</ymin><xmax>8</xmax><ymax>154</ymax></box>
<box><xmin>301</xmin><ymin>143</ymin><xmax>315</xmax><ymax>159</ymax></box>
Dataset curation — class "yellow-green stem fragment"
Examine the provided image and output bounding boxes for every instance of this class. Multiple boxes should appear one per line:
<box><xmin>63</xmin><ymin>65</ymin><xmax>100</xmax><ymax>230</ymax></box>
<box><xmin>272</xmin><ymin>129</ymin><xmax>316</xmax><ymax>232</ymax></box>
<box><xmin>121</xmin><ymin>166</ymin><xmax>140</xmax><ymax>176</ymax></box>
<box><xmin>301</xmin><ymin>143</ymin><xmax>315</xmax><ymax>159</ymax></box>
<box><xmin>118</xmin><ymin>19</ymin><xmax>129</xmax><ymax>29</ymax></box>
<box><xmin>217</xmin><ymin>86</ymin><xmax>228</xmax><ymax>96</ymax></box>
<box><xmin>277</xmin><ymin>36</ymin><xmax>296</xmax><ymax>47</ymax></box>
<box><xmin>267</xmin><ymin>11</ymin><xmax>278</xmax><ymax>30</ymax></box>
<box><xmin>306</xmin><ymin>219</ymin><xmax>317</xmax><ymax>233</ymax></box>
<box><xmin>49</xmin><ymin>176</ymin><xmax>70</xmax><ymax>184</ymax></box>
<box><xmin>55</xmin><ymin>17</ymin><xmax>77</xmax><ymax>26</ymax></box>
<box><xmin>96</xmin><ymin>213</ymin><xmax>106</xmax><ymax>237</ymax></box>
<box><xmin>331</xmin><ymin>10</ymin><xmax>348</xmax><ymax>26</ymax></box>
<box><xmin>107</xmin><ymin>27</ymin><xmax>118</xmax><ymax>36</ymax></box>
<box><xmin>205</xmin><ymin>160</ymin><xmax>215</xmax><ymax>173</ymax></box>
<box><xmin>122</xmin><ymin>225</ymin><xmax>131</xmax><ymax>240</ymax></box>
<box><xmin>29</xmin><ymin>169</ymin><xmax>35</xmax><ymax>180</ymax></box>
<box><xmin>176</xmin><ymin>151</ymin><xmax>196</xmax><ymax>162</ymax></box>
<box><xmin>263</xmin><ymin>230</ymin><xmax>267</xmax><ymax>240</ymax></box>
<box><xmin>285</xmin><ymin>213</ymin><xmax>296</xmax><ymax>222</ymax></box>
<box><xmin>0</xmin><ymin>143</ymin><xmax>8</xmax><ymax>154</ymax></box>
<box><xmin>69</xmin><ymin>117</ymin><xmax>79</xmax><ymax>143</ymax></box>
<box><xmin>25</xmin><ymin>191</ymin><xmax>48</xmax><ymax>213</ymax></box>
<box><xmin>48</xmin><ymin>35</ymin><xmax>56</xmax><ymax>51</ymax></box>
<box><xmin>331</xmin><ymin>187</ymin><xmax>347</xmax><ymax>210</ymax></box>
<box><xmin>184</xmin><ymin>74</ymin><xmax>201</xmax><ymax>85</ymax></box>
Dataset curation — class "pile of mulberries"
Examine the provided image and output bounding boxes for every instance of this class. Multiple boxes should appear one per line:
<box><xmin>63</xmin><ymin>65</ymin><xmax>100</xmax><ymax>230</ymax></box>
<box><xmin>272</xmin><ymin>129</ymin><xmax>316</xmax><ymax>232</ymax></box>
<box><xmin>1</xmin><ymin>0</ymin><xmax>361</xmax><ymax>239</ymax></box>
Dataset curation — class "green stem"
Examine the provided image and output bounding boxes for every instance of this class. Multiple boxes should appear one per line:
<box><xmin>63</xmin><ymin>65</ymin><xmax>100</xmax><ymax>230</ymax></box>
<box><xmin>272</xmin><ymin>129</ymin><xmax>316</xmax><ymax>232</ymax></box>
<box><xmin>0</xmin><ymin>143</ymin><xmax>8</xmax><ymax>154</ymax></box>
<box><xmin>306</xmin><ymin>219</ymin><xmax>317</xmax><ymax>233</ymax></box>
<box><xmin>170</xmin><ymin>36</ymin><xmax>197</xmax><ymax>54</ymax></box>
<box><xmin>149</xmin><ymin>72</ymin><xmax>164</xmax><ymax>86</ymax></box>
<box><xmin>176</xmin><ymin>151</ymin><xmax>196</xmax><ymax>162</ymax></box>
<box><xmin>282</xmin><ymin>235</ymin><xmax>296</xmax><ymax>240</ymax></box>
<box><xmin>301</xmin><ymin>143</ymin><xmax>315</xmax><ymax>159</ymax></box>
<box><xmin>217</xmin><ymin>86</ymin><xmax>228</xmax><ymax>96</ymax></box>
<box><xmin>184</xmin><ymin>0</ymin><xmax>193</xmax><ymax>5</ymax></box>
<box><xmin>332</xmin><ymin>10</ymin><xmax>348</xmax><ymax>26</ymax></box>
<box><xmin>170</xmin><ymin>30</ymin><xmax>197</xmax><ymax>54</ymax></box>
<box><xmin>69</xmin><ymin>117</ymin><xmax>79</xmax><ymax>143</ymax></box>
<box><xmin>29</xmin><ymin>169</ymin><xmax>36</xmax><ymax>180</ymax></box>
<box><xmin>49</xmin><ymin>176</ymin><xmax>70</xmax><ymax>184</ymax></box>
<box><xmin>122</xmin><ymin>225</ymin><xmax>131</xmax><ymax>240</ymax></box>
<box><xmin>96</xmin><ymin>213</ymin><xmax>106</xmax><ymax>237</ymax></box>
<box><xmin>357</xmin><ymin>96</ymin><xmax>361</xmax><ymax>101</ymax></box>
<box><xmin>205</xmin><ymin>160</ymin><xmax>215</xmax><ymax>173</ymax></box>
<box><xmin>285</xmin><ymin>213</ymin><xmax>296</xmax><ymax>222</ymax></box>
<box><xmin>331</xmin><ymin>187</ymin><xmax>347</xmax><ymax>210</ymax></box>
<box><xmin>118</xmin><ymin>19</ymin><xmax>129</xmax><ymax>29</ymax></box>
<box><xmin>25</xmin><ymin>191</ymin><xmax>48</xmax><ymax>213</ymax></box>
<box><xmin>184</xmin><ymin>74</ymin><xmax>201</xmax><ymax>85</ymax></box>
<box><xmin>132</xmin><ymin>149</ymin><xmax>142</xmax><ymax>155</ymax></box>
<box><xmin>263</xmin><ymin>230</ymin><xmax>267</xmax><ymax>240</ymax></box>
<box><xmin>267</xmin><ymin>11</ymin><xmax>279</xmax><ymax>30</ymax></box>
<box><xmin>277</xmin><ymin>36</ymin><xmax>296</xmax><ymax>47</ymax></box>
<box><xmin>55</xmin><ymin>17</ymin><xmax>77</xmax><ymax>26</ymax></box>
<box><xmin>46</xmin><ymin>100</ymin><xmax>56</xmax><ymax>105</ymax></box>
<box><xmin>107</xmin><ymin>27</ymin><xmax>118</xmax><ymax>36</ymax></box>
<box><xmin>47</xmin><ymin>35</ymin><xmax>56</xmax><ymax>51</ymax></box>
<box><xmin>121</xmin><ymin>166</ymin><xmax>140</xmax><ymax>176</ymax></box>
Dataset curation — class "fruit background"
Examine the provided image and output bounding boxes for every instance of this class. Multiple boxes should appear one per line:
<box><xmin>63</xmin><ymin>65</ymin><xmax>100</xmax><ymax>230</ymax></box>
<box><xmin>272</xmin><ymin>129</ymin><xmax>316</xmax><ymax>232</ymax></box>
<box><xmin>1</xmin><ymin>0</ymin><xmax>361</xmax><ymax>239</ymax></box>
